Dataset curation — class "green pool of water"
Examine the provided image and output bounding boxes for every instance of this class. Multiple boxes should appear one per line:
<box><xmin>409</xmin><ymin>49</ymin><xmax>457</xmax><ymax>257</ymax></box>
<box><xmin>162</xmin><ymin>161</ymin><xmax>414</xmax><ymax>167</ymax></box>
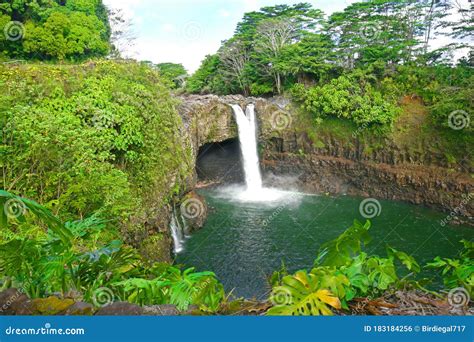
<box><xmin>176</xmin><ymin>187</ymin><xmax>473</xmax><ymax>299</ymax></box>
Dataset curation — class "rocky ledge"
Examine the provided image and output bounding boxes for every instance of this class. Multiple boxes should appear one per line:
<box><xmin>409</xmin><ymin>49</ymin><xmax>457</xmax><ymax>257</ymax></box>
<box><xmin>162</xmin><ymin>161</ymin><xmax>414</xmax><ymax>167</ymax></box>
<box><xmin>178</xmin><ymin>94</ymin><xmax>473</xmax><ymax>225</ymax></box>
<box><xmin>1</xmin><ymin>288</ymin><xmax>470</xmax><ymax>316</ymax></box>
<box><xmin>0</xmin><ymin>288</ymin><xmax>196</xmax><ymax>316</ymax></box>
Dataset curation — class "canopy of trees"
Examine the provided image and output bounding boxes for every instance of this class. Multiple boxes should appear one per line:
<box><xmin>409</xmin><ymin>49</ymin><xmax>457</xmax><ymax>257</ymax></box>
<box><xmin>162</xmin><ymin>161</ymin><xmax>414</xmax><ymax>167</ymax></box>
<box><xmin>186</xmin><ymin>1</ymin><xmax>472</xmax><ymax>139</ymax></box>
<box><xmin>156</xmin><ymin>62</ymin><xmax>188</xmax><ymax>89</ymax></box>
<box><xmin>0</xmin><ymin>0</ymin><xmax>110</xmax><ymax>60</ymax></box>
<box><xmin>187</xmin><ymin>1</ymin><xmax>473</xmax><ymax>96</ymax></box>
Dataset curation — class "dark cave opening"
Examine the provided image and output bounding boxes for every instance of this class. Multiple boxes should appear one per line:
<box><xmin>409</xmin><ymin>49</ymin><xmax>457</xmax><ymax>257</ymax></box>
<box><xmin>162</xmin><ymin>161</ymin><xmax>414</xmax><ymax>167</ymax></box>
<box><xmin>196</xmin><ymin>138</ymin><xmax>244</xmax><ymax>184</ymax></box>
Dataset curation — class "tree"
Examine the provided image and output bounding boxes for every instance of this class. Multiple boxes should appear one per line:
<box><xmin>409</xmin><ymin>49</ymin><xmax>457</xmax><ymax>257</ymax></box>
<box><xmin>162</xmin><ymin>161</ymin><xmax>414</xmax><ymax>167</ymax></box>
<box><xmin>156</xmin><ymin>63</ymin><xmax>188</xmax><ymax>89</ymax></box>
<box><xmin>189</xmin><ymin>2</ymin><xmax>325</xmax><ymax>95</ymax></box>
<box><xmin>254</xmin><ymin>18</ymin><xmax>300</xmax><ymax>94</ymax></box>
<box><xmin>0</xmin><ymin>0</ymin><xmax>111</xmax><ymax>60</ymax></box>
<box><xmin>108</xmin><ymin>7</ymin><xmax>136</xmax><ymax>58</ymax></box>
<box><xmin>422</xmin><ymin>0</ymin><xmax>450</xmax><ymax>55</ymax></box>
<box><xmin>186</xmin><ymin>54</ymin><xmax>230</xmax><ymax>94</ymax></box>
<box><xmin>276</xmin><ymin>32</ymin><xmax>337</xmax><ymax>84</ymax></box>
<box><xmin>327</xmin><ymin>0</ymin><xmax>428</xmax><ymax>69</ymax></box>
<box><xmin>219</xmin><ymin>38</ymin><xmax>251</xmax><ymax>95</ymax></box>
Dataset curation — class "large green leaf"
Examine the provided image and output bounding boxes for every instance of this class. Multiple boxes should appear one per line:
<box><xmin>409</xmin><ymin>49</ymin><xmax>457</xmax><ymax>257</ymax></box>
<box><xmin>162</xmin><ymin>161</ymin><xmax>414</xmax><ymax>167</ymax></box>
<box><xmin>0</xmin><ymin>190</ymin><xmax>73</xmax><ymax>244</ymax></box>
<box><xmin>366</xmin><ymin>257</ymin><xmax>398</xmax><ymax>290</ymax></box>
<box><xmin>267</xmin><ymin>270</ymin><xmax>341</xmax><ymax>316</ymax></box>
<box><xmin>387</xmin><ymin>246</ymin><xmax>421</xmax><ymax>273</ymax></box>
<box><xmin>315</xmin><ymin>220</ymin><xmax>371</xmax><ymax>267</ymax></box>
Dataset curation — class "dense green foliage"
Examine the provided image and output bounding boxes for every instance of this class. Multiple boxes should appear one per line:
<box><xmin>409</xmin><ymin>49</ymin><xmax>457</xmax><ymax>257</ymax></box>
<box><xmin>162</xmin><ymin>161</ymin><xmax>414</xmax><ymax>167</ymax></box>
<box><xmin>0</xmin><ymin>0</ymin><xmax>471</xmax><ymax>316</ymax></box>
<box><xmin>0</xmin><ymin>0</ymin><xmax>110</xmax><ymax>60</ymax></box>
<box><xmin>188</xmin><ymin>1</ymin><xmax>472</xmax><ymax>96</ymax></box>
<box><xmin>187</xmin><ymin>1</ymin><xmax>472</xmax><ymax>134</ymax></box>
<box><xmin>185</xmin><ymin>55</ymin><xmax>227</xmax><ymax>94</ymax></box>
<box><xmin>187</xmin><ymin>3</ymin><xmax>326</xmax><ymax>95</ymax></box>
<box><xmin>267</xmin><ymin>220</ymin><xmax>472</xmax><ymax>316</ymax></box>
<box><xmin>140</xmin><ymin>61</ymin><xmax>188</xmax><ymax>90</ymax></box>
<box><xmin>155</xmin><ymin>63</ymin><xmax>188</xmax><ymax>89</ymax></box>
<box><xmin>291</xmin><ymin>72</ymin><xmax>400</xmax><ymax>127</ymax></box>
<box><xmin>0</xmin><ymin>191</ymin><xmax>224</xmax><ymax>312</ymax></box>
<box><xmin>1</xmin><ymin>60</ymin><xmax>192</xmax><ymax>225</ymax></box>
<box><xmin>426</xmin><ymin>240</ymin><xmax>474</xmax><ymax>296</ymax></box>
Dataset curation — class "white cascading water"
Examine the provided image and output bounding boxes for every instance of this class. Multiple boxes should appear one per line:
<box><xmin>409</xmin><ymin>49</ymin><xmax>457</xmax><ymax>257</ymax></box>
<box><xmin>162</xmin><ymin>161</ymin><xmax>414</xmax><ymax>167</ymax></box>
<box><xmin>231</xmin><ymin>104</ymin><xmax>283</xmax><ymax>202</ymax></box>
<box><xmin>231</xmin><ymin>104</ymin><xmax>263</xmax><ymax>192</ymax></box>
<box><xmin>170</xmin><ymin>211</ymin><xmax>185</xmax><ymax>253</ymax></box>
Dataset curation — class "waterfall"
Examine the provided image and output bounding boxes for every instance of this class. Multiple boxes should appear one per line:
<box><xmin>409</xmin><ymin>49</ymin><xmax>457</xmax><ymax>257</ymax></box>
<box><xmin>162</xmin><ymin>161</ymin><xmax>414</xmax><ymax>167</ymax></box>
<box><xmin>231</xmin><ymin>104</ymin><xmax>263</xmax><ymax>192</ymax></box>
<box><xmin>170</xmin><ymin>210</ymin><xmax>185</xmax><ymax>253</ymax></box>
<box><xmin>229</xmin><ymin>103</ymin><xmax>284</xmax><ymax>202</ymax></box>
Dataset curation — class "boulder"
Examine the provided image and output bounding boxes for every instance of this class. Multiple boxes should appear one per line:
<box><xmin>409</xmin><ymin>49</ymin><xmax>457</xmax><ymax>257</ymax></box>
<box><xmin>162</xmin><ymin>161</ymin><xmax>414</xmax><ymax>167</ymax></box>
<box><xmin>31</xmin><ymin>296</ymin><xmax>75</xmax><ymax>315</ymax></box>
<box><xmin>0</xmin><ymin>288</ymin><xmax>33</xmax><ymax>315</ymax></box>
<box><xmin>63</xmin><ymin>302</ymin><xmax>95</xmax><ymax>316</ymax></box>
<box><xmin>95</xmin><ymin>302</ymin><xmax>144</xmax><ymax>316</ymax></box>
<box><xmin>142</xmin><ymin>304</ymin><xmax>179</xmax><ymax>316</ymax></box>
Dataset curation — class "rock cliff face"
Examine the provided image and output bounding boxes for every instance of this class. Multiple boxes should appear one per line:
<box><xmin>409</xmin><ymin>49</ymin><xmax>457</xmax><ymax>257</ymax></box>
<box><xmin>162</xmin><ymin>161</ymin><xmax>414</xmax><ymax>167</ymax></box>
<box><xmin>178</xmin><ymin>94</ymin><xmax>473</xmax><ymax>226</ymax></box>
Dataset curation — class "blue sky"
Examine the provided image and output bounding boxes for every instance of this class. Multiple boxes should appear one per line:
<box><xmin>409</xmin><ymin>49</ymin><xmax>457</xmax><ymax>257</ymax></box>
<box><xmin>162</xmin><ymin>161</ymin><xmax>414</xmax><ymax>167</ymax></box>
<box><xmin>103</xmin><ymin>0</ymin><xmax>356</xmax><ymax>72</ymax></box>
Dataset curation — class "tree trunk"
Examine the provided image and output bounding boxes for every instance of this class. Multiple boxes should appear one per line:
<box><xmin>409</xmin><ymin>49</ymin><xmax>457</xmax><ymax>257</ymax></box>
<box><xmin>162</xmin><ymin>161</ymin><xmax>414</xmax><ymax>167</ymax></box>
<box><xmin>424</xmin><ymin>0</ymin><xmax>436</xmax><ymax>56</ymax></box>
<box><xmin>275</xmin><ymin>73</ymin><xmax>282</xmax><ymax>95</ymax></box>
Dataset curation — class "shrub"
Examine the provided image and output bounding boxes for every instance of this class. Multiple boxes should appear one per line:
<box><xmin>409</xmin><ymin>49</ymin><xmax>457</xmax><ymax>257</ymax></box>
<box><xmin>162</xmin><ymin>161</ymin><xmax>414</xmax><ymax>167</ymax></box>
<box><xmin>291</xmin><ymin>74</ymin><xmax>400</xmax><ymax>127</ymax></box>
<box><xmin>267</xmin><ymin>220</ymin><xmax>422</xmax><ymax>316</ymax></box>
<box><xmin>1</xmin><ymin>61</ymin><xmax>192</xmax><ymax>223</ymax></box>
<box><xmin>0</xmin><ymin>0</ymin><xmax>110</xmax><ymax>60</ymax></box>
<box><xmin>0</xmin><ymin>191</ymin><xmax>225</xmax><ymax>312</ymax></box>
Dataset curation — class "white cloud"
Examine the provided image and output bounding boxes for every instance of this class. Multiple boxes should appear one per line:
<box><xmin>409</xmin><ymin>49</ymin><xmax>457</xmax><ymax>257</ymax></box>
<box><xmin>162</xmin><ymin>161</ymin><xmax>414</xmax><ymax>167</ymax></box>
<box><xmin>219</xmin><ymin>9</ymin><xmax>231</xmax><ymax>18</ymax></box>
<box><xmin>162</xmin><ymin>23</ymin><xmax>176</xmax><ymax>33</ymax></box>
<box><xmin>134</xmin><ymin>38</ymin><xmax>220</xmax><ymax>72</ymax></box>
<box><xmin>242</xmin><ymin>0</ymin><xmax>260</xmax><ymax>12</ymax></box>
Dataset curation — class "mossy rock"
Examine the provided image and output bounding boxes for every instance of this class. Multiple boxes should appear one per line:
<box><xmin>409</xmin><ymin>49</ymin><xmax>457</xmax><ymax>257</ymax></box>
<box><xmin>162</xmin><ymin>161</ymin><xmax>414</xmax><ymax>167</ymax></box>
<box><xmin>139</xmin><ymin>233</ymin><xmax>172</xmax><ymax>263</ymax></box>
<box><xmin>32</xmin><ymin>296</ymin><xmax>75</xmax><ymax>315</ymax></box>
<box><xmin>63</xmin><ymin>302</ymin><xmax>95</xmax><ymax>316</ymax></box>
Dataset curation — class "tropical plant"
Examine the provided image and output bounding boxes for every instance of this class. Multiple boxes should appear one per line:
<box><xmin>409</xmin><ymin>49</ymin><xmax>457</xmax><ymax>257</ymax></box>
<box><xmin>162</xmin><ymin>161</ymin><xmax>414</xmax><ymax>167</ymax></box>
<box><xmin>291</xmin><ymin>75</ymin><xmax>401</xmax><ymax>128</ymax></box>
<box><xmin>0</xmin><ymin>190</ymin><xmax>225</xmax><ymax>312</ymax></box>
<box><xmin>267</xmin><ymin>220</ymin><xmax>422</xmax><ymax>315</ymax></box>
<box><xmin>1</xmin><ymin>60</ymin><xmax>192</xmax><ymax>229</ymax></box>
<box><xmin>267</xmin><ymin>270</ymin><xmax>341</xmax><ymax>316</ymax></box>
<box><xmin>426</xmin><ymin>240</ymin><xmax>474</xmax><ymax>297</ymax></box>
<box><xmin>0</xmin><ymin>0</ymin><xmax>110</xmax><ymax>60</ymax></box>
<box><xmin>315</xmin><ymin>220</ymin><xmax>371</xmax><ymax>267</ymax></box>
